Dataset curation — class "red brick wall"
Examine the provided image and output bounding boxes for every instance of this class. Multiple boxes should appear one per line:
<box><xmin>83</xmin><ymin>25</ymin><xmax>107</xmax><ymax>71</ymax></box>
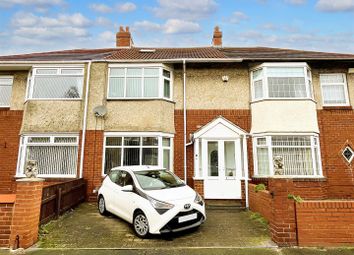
<box><xmin>0</xmin><ymin>195</ymin><xmax>15</xmax><ymax>248</ymax></box>
<box><xmin>317</xmin><ymin>109</ymin><xmax>354</xmax><ymax>198</ymax></box>
<box><xmin>10</xmin><ymin>180</ymin><xmax>43</xmax><ymax>249</ymax></box>
<box><xmin>193</xmin><ymin>180</ymin><xmax>204</xmax><ymax>197</ymax></box>
<box><xmin>0</xmin><ymin>110</ymin><xmax>23</xmax><ymax>194</ymax></box>
<box><xmin>248</xmin><ymin>183</ymin><xmax>272</xmax><ymax>221</ymax></box>
<box><xmin>82</xmin><ymin>130</ymin><xmax>104</xmax><ymax>201</ymax></box>
<box><xmin>296</xmin><ymin>200</ymin><xmax>354</xmax><ymax>246</ymax></box>
<box><xmin>174</xmin><ymin>109</ymin><xmax>252</xmax><ymax>185</ymax></box>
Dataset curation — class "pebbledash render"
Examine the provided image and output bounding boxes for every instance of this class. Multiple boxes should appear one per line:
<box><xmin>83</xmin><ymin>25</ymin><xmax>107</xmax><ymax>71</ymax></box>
<box><xmin>0</xmin><ymin>26</ymin><xmax>354</xmax><ymax>205</ymax></box>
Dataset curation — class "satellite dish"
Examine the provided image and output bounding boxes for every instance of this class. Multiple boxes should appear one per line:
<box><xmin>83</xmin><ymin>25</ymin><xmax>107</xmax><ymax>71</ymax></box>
<box><xmin>93</xmin><ymin>105</ymin><xmax>107</xmax><ymax>117</ymax></box>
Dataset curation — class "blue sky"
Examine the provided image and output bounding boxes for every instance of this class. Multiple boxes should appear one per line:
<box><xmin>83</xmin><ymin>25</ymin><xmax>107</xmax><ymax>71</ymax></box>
<box><xmin>0</xmin><ymin>0</ymin><xmax>353</xmax><ymax>55</ymax></box>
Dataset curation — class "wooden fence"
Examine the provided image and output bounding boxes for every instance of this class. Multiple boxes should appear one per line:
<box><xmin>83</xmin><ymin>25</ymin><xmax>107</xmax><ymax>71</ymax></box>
<box><xmin>40</xmin><ymin>178</ymin><xmax>86</xmax><ymax>225</ymax></box>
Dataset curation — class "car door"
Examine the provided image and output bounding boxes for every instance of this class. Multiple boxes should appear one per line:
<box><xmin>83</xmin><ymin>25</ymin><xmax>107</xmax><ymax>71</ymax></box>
<box><xmin>119</xmin><ymin>171</ymin><xmax>136</xmax><ymax>223</ymax></box>
<box><xmin>104</xmin><ymin>171</ymin><xmax>121</xmax><ymax>213</ymax></box>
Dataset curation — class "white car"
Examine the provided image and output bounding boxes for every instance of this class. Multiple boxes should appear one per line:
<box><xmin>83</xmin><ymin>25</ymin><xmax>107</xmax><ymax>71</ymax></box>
<box><xmin>97</xmin><ymin>166</ymin><xmax>206</xmax><ymax>238</ymax></box>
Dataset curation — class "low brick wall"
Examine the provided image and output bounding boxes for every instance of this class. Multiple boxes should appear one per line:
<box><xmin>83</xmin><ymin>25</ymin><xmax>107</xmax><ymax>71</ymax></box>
<box><xmin>296</xmin><ymin>200</ymin><xmax>354</xmax><ymax>246</ymax></box>
<box><xmin>248</xmin><ymin>183</ymin><xmax>272</xmax><ymax>222</ymax></box>
<box><xmin>0</xmin><ymin>194</ymin><xmax>15</xmax><ymax>248</ymax></box>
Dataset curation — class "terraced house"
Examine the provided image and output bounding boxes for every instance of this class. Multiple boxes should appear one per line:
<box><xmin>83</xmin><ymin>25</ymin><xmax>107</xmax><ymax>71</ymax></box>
<box><xmin>1</xmin><ymin>27</ymin><xmax>354</xmax><ymax>247</ymax></box>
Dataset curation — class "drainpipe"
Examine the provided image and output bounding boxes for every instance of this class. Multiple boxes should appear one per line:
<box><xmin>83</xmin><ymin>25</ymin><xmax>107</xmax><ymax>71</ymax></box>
<box><xmin>242</xmin><ymin>135</ymin><xmax>249</xmax><ymax>208</ymax></box>
<box><xmin>79</xmin><ymin>61</ymin><xmax>92</xmax><ymax>178</ymax></box>
<box><xmin>183</xmin><ymin>59</ymin><xmax>187</xmax><ymax>183</ymax></box>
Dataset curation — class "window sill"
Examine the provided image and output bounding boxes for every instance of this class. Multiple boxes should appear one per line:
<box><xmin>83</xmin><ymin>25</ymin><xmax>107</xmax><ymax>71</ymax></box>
<box><xmin>106</xmin><ymin>98</ymin><xmax>175</xmax><ymax>104</ymax></box>
<box><xmin>15</xmin><ymin>174</ymin><xmax>77</xmax><ymax>178</ymax></box>
<box><xmin>322</xmin><ymin>106</ymin><xmax>352</xmax><ymax>110</ymax></box>
<box><xmin>251</xmin><ymin>98</ymin><xmax>316</xmax><ymax>104</ymax></box>
<box><xmin>252</xmin><ymin>175</ymin><xmax>326</xmax><ymax>181</ymax></box>
<box><xmin>25</xmin><ymin>98</ymin><xmax>82</xmax><ymax>101</ymax></box>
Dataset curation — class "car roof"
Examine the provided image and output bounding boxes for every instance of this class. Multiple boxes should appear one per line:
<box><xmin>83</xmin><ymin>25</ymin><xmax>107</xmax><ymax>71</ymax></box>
<box><xmin>110</xmin><ymin>165</ymin><xmax>167</xmax><ymax>172</ymax></box>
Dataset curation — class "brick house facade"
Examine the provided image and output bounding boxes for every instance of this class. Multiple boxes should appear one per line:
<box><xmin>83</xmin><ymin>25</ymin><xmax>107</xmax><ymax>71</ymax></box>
<box><xmin>0</xmin><ymin>27</ymin><xmax>354</xmax><ymax>214</ymax></box>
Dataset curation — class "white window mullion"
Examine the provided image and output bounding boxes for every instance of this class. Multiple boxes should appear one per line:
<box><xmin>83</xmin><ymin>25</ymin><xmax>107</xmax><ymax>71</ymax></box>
<box><xmin>158</xmin><ymin>136</ymin><xmax>163</xmax><ymax>168</ymax></box>
<box><xmin>267</xmin><ymin>136</ymin><xmax>274</xmax><ymax>176</ymax></box>
<box><xmin>263</xmin><ymin>67</ymin><xmax>268</xmax><ymax>98</ymax></box>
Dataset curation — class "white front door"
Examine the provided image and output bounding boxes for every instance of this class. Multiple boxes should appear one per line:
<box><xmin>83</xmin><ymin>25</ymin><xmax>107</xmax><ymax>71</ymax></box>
<box><xmin>203</xmin><ymin>140</ymin><xmax>242</xmax><ymax>199</ymax></box>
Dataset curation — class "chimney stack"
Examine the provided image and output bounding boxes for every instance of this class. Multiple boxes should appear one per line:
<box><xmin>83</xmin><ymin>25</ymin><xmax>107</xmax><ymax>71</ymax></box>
<box><xmin>116</xmin><ymin>26</ymin><xmax>133</xmax><ymax>48</ymax></box>
<box><xmin>212</xmin><ymin>26</ymin><xmax>222</xmax><ymax>47</ymax></box>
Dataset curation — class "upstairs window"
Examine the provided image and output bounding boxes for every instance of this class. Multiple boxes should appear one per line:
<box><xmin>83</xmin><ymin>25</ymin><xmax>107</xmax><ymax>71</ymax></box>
<box><xmin>108</xmin><ymin>65</ymin><xmax>172</xmax><ymax>100</ymax></box>
<box><xmin>0</xmin><ymin>76</ymin><xmax>13</xmax><ymax>107</ymax></box>
<box><xmin>251</xmin><ymin>63</ymin><xmax>312</xmax><ymax>100</ymax></box>
<box><xmin>28</xmin><ymin>67</ymin><xmax>84</xmax><ymax>99</ymax></box>
<box><xmin>320</xmin><ymin>73</ymin><xmax>349</xmax><ymax>106</ymax></box>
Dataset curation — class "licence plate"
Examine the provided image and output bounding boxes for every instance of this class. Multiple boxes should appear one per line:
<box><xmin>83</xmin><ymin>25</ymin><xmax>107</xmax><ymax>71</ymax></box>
<box><xmin>178</xmin><ymin>213</ymin><xmax>197</xmax><ymax>223</ymax></box>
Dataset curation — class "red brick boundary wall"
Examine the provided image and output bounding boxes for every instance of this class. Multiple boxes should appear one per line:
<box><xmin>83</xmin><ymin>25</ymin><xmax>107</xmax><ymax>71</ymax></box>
<box><xmin>9</xmin><ymin>179</ymin><xmax>44</xmax><ymax>249</ymax></box>
<box><xmin>0</xmin><ymin>195</ymin><xmax>15</xmax><ymax>248</ymax></box>
<box><xmin>248</xmin><ymin>183</ymin><xmax>272</xmax><ymax>221</ymax></box>
<box><xmin>296</xmin><ymin>201</ymin><xmax>354</xmax><ymax>246</ymax></box>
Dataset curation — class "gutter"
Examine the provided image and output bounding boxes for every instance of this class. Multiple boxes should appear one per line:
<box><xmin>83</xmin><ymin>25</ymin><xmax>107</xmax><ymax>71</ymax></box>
<box><xmin>79</xmin><ymin>61</ymin><xmax>92</xmax><ymax>178</ymax></box>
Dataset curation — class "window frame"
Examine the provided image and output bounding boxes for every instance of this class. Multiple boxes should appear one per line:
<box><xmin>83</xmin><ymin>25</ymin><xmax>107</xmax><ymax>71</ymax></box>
<box><xmin>320</xmin><ymin>73</ymin><xmax>349</xmax><ymax>107</ymax></box>
<box><xmin>102</xmin><ymin>132</ymin><xmax>174</xmax><ymax>176</ymax></box>
<box><xmin>252</xmin><ymin>134</ymin><xmax>323</xmax><ymax>178</ymax></box>
<box><xmin>250</xmin><ymin>63</ymin><xmax>313</xmax><ymax>101</ymax></box>
<box><xmin>0</xmin><ymin>75</ymin><xmax>14</xmax><ymax>108</ymax></box>
<box><xmin>27</xmin><ymin>65</ymin><xmax>85</xmax><ymax>100</ymax></box>
<box><xmin>107</xmin><ymin>64</ymin><xmax>173</xmax><ymax>101</ymax></box>
<box><xmin>16</xmin><ymin>134</ymin><xmax>79</xmax><ymax>178</ymax></box>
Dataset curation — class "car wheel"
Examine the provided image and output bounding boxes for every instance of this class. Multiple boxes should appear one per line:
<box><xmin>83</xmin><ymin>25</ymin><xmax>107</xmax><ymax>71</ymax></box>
<box><xmin>98</xmin><ymin>196</ymin><xmax>108</xmax><ymax>215</ymax></box>
<box><xmin>133</xmin><ymin>211</ymin><xmax>150</xmax><ymax>238</ymax></box>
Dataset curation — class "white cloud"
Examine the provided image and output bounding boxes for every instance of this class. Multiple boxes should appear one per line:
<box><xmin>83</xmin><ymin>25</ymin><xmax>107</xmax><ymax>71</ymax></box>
<box><xmin>116</xmin><ymin>2</ymin><xmax>136</xmax><ymax>12</ymax></box>
<box><xmin>133</xmin><ymin>20</ymin><xmax>162</xmax><ymax>31</ymax></box>
<box><xmin>153</xmin><ymin>0</ymin><xmax>217</xmax><ymax>21</ymax></box>
<box><xmin>95</xmin><ymin>17</ymin><xmax>112</xmax><ymax>27</ymax></box>
<box><xmin>229</xmin><ymin>11</ymin><xmax>248</xmax><ymax>24</ymax></box>
<box><xmin>0</xmin><ymin>0</ymin><xmax>65</xmax><ymax>11</ymax></box>
<box><xmin>89</xmin><ymin>2</ymin><xmax>136</xmax><ymax>13</ymax></box>
<box><xmin>98</xmin><ymin>31</ymin><xmax>115</xmax><ymax>43</ymax></box>
<box><xmin>164</xmin><ymin>19</ymin><xmax>201</xmax><ymax>34</ymax></box>
<box><xmin>285</xmin><ymin>0</ymin><xmax>307</xmax><ymax>5</ymax></box>
<box><xmin>316</xmin><ymin>0</ymin><xmax>354</xmax><ymax>12</ymax></box>
<box><xmin>89</xmin><ymin>3</ymin><xmax>111</xmax><ymax>13</ymax></box>
<box><xmin>133</xmin><ymin>19</ymin><xmax>201</xmax><ymax>34</ymax></box>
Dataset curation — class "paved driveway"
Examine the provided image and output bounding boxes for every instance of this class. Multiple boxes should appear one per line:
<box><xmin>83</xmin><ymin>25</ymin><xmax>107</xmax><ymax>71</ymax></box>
<box><xmin>36</xmin><ymin>203</ymin><xmax>275</xmax><ymax>249</ymax></box>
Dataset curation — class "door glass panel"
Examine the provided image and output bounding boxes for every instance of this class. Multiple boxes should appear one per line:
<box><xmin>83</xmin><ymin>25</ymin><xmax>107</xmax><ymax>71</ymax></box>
<box><xmin>224</xmin><ymin>141</ymin><xmax>236</xmax><ymax>177</ymax></box>
<box><xmin>208</xmin><ymin>142</ymin><xmax>218</xmax><ymax>177</ymax></box>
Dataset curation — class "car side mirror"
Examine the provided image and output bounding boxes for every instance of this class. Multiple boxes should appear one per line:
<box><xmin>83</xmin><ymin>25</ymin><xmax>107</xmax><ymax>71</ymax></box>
<box><xmin>122</xmin><ymin>185</ymin><xmax>133</xmax><ymax>192</ymax></box>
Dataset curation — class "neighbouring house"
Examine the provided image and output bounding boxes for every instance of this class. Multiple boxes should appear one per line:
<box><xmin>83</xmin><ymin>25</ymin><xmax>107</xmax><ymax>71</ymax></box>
<box><xmin>1</xmin><ymin>26</ymin><xmax>354</xmax><ymax>247</ymax></box>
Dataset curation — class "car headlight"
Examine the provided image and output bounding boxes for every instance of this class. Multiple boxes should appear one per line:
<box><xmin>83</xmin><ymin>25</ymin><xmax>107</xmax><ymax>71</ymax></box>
<box><xmin>194</xmin><ymin>192</ymin><xmax>204</xmax><ymax>206</ymax></box>
<box><xmin>147</xmin><ymin>195</ymin><xmax>174</xmax><ymax>214</ymax></box>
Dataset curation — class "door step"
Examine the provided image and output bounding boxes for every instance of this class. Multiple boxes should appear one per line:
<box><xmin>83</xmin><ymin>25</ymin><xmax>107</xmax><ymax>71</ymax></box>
<box><xmin>205</xmin><ymin>199</ymin><xmax>244</xmax><ymax>210</ymax></box>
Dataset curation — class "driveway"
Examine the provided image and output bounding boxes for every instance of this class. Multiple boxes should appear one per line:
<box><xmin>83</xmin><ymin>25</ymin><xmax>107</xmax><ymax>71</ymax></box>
<box><xmin>36</xmin><ymin>203</ymin><xmax>274</xmax><ymax>249</ymax></box>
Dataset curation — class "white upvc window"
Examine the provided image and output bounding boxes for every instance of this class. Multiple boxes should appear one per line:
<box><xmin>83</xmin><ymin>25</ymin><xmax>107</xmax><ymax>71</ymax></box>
<box><xmin>251</xmin><ymin>63</ymin><xmax>313</xmax><ymax>101</ymax></box>
<box><xmin>17</xmin><ymin>134</ymin><xmax>79</xmax><ymax>178</ymax></box>
<box><xmin>320</xmin><ymin>73</ymin><xmax>349</xmax><ymax>106</ymax></box>
<box><xmin>27</xmin><ymin>67</ymin><xmax>84</xmax><ymax>100</ymax></box>
<box><xmin>253</xmin><ymin>135</ymin><xmax>322</xmax><ymax>177</ymax></box>
<box><xmin>103</xmin><ymin>132</ymin><xmax>174</xmax><ymax>175</ymax></box>
<box><xmin>107</xmin><ymin>64</ymin><xmax>173</xmax><ymax>100</ymax></box>
<box><xmin>0</xmin><ymin>76</ymin><xmax>13</xmax><ymax>107</ymax></box>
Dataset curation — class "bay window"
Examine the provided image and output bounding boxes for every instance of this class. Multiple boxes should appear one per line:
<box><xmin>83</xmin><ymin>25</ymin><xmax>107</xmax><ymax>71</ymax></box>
<box><xmin>103</xmin><ymin>133</ymin><xmax>173</xmax><ymax>174</ymax></box>
<box><xmin>108</xmin><ymin>65</ymin><xmax>172</xmax><ymax>100</ymax></box>
<box><xmin>253</xmin><ymin>135</ymin><xmax>322</xmax><ymax>177</ymax></box>
<box><xmin>251</xmin><ymin>63</ymin><xmax>312</xmax><ymax>100</ymax></box>
<box><xmin>17</xmin><ymin>135</ymin><xmax>79</xmax><ymax>177</ymax></box>
<box><xmin>320</xmin><ymin>73</ymin><xmax>349</xmax><ymax>106</ymax></box>
<box><xmin>28</xmin><ymin>67</ymin><xmax>84</xmax><ymax>99</ymax></box>
<box><xmin>0</xmin><ymin>76</ymin><xmax>13</xmax><ymax>107</ymax></box>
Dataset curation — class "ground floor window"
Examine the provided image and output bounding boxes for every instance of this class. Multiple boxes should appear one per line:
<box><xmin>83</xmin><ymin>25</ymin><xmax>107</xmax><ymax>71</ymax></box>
<box><xmin>253</xmin><ymin>135</ymin><xmax>322</xmax><ymax>177</ymax></box>
<box><xmin>17</xmin><ymin>135</ymin><xmax>79</xmax><ymax>177</ymax></box>
<box><xmin>103</xmin><ymin>133</ymin><xmax>173</xmax><ymax>174</ymax></box>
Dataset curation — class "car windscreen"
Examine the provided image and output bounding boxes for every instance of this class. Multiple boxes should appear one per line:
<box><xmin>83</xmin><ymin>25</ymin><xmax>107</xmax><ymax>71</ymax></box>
<box><xmin>134</xmin><ymin>170</ymin><xmax>185</xmax><ymax>190</ymax></box>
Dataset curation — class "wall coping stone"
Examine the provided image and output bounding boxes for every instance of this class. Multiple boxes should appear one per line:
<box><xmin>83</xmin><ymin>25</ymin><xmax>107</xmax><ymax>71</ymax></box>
<box><xmin>16</xmin><ymin>178</ymin><xmax>44</xmax><ymax>182</ymax></box>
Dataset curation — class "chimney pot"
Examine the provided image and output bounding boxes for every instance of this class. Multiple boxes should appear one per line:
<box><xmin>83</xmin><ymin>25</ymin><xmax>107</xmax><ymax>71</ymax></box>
<box><xmin>212</xmin><ymin>26</ymin><xmax>222</xmax><ymax>47</ymax></box>
<box><xmin>116</xmin><ymin>26</ymin><xmax>133</xmax><ymax>48</ymax></box>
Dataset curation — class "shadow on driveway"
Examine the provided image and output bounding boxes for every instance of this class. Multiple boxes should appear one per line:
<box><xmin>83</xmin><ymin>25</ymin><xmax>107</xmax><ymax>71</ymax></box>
<box><xmin>36</xmin><ymin>203</ymin><xmax>275</xmax><ymax>249</ymax></box>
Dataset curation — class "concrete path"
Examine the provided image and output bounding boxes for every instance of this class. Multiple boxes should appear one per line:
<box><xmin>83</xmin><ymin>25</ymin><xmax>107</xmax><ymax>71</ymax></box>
<box><xmin>36</xmin><ymin>203</ymin><xmax>275</xmax><ymax>248</ymax></box>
